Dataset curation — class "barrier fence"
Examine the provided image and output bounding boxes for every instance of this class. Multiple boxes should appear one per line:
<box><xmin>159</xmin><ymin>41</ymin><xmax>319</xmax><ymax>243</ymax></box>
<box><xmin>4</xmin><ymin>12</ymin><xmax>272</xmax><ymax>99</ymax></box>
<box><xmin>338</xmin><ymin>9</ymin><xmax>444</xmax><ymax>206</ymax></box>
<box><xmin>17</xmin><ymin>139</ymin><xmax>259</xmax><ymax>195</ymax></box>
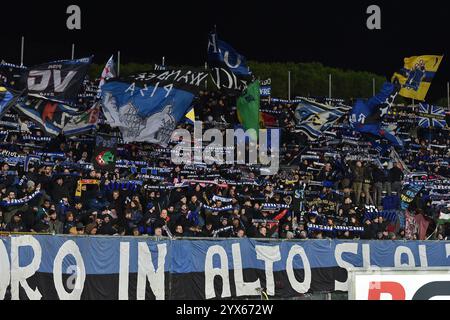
<box><xmin>0</xmin><ymin>234</ymin><xmax>449</xmax><ymax>300</ymax></box>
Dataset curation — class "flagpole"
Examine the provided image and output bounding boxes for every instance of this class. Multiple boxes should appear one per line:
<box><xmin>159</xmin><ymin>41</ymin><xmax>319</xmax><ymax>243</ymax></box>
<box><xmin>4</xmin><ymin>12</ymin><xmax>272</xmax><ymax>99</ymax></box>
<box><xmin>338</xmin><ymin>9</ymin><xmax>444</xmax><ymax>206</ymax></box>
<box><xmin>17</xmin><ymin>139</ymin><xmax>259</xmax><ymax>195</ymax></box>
<box><xmin>328</xmin><ymin>74</ymin><xmax>332</xmax><ymax>99</ymax></box>
<box><xmin>447</xmin><ymin>81</ymin><xmax>449</xmax><ymax>109</ymax></box>
<box><xmin>204</xmin><ymin>61</ymin><xmax>208</xmax><ymax>90</ymax></box>
<box><xmin>288</xmin><ymin>70</ymin><xmax>291</xmax><ymax>102</ymax></box>
<box><xmin>71</xmin><ymin>43</ymin><xmax>75</xmax><ymax>59</ymax></box>
<box><xmin>20</xmin><ymin>36</ymin><xmax>24</xmax><ymax>66</ymax></box>
<box><xmin>117</xmin><ymin>50</ymin><xmax>121</xmax><ymax>77</ymax></box>
<box><xmin>372</xmin><ymin>78</ymin><xmax>376</xmax><ymax>96</ymax></box>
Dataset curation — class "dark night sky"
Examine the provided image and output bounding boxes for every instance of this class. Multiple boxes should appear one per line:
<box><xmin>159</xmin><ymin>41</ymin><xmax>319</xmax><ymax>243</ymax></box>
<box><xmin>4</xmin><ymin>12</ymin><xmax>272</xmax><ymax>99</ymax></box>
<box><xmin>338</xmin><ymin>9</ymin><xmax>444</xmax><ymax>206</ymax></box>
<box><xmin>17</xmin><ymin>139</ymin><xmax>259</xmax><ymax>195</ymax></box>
<box><xmin>1</xmin><ymin>0</ymin><xmax>449</xmax><ymax>101</ymax></box>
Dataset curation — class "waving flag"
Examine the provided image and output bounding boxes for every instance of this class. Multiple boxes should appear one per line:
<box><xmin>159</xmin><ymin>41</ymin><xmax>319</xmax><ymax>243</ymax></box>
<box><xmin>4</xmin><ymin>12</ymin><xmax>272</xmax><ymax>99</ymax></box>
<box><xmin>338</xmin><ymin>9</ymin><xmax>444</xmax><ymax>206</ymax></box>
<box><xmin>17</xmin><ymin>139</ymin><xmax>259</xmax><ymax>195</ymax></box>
<box><xmin>417</xmin><ymin>103</ymin><xmax>447</xmax><ymax>128</ymax></box>
<box><xmin>437</xmin><ymin>212</ymin><xmax>450</xmax><ymax>225</ymax></box>
<box><xmin>92</xmin><ymin>134</ymin><xmax>117</xmax><ymax>171</ymax></box>
<box><xmin>350</xmin><ymin>82</ymin><xmax>403</xmax><ymax>147</ymax></box>
<box><xmin>0</xmin><ymin>86</ymin><xmax>22</xmax><ymax>118</ymax></box>
<box><xmin>294</xmin><ymin>98</ymin><xmax>350</xmax><ymax>140</ymax></box>
<box><xmin>393</xmin><ymin>55</ymin><xmax>443</xmax><ymax>101</ymax></box>
<box><xmin>184</xmin><ymin>107</ymin><xmax>195</xmax><ymax>124</ymax></box>
<box><xmin>207</xmin><ymin>32</ymin><xmax>252</xmax><ymax>92</ymax></box>
<box><xmin>101</xmin><ymin>68</ymin><xmax>207</xmax><ymax>146</ymax></box>
<box><xmin>15</xmin><ymin>97</ymin><xmax>80</xmax><ymax>135</ymax></box>
<box><xmin>25</xmin><ymin>57</ymin><xmax>92</xmax><ymax>103</ymax></box>
<box><xmin>0</xmin><ymin>61</ymin><xmax>28</xmax><ymax>90</ymax></box>
<box><xmin>97</xmin><ymin>55</ymin><xmax>116</xmax><ymax>98</ymax></box>
<box><xmin>63</xmin><ymin>102</ymin><xmax>100</xmax><ymax>135</ymax></box>
<box><xmin>237</xmin><ymin>81</ymin><xmax>261</xmax><ymax>141</ymax></box>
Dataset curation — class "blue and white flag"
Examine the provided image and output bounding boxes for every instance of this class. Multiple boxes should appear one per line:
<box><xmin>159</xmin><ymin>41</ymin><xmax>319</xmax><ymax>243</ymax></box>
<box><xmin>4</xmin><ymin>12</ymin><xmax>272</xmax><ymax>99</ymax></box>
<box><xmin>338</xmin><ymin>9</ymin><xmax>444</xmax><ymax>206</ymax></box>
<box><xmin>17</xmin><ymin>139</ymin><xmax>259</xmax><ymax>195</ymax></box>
<box><xmin>294</xmin><ymin>98</ymin><xmax>350</xmax><ymax>140</ymax></box>
<box><xmin>207</xmin><ymin>32</ymin><xmax>252</xmax><ymax>92</ymax></box>
<box><xmin>15</xmin><ymin>96</ymin><xmax>80</xmax><ymax>136</ymax></box>
<box><xmin>101</xmin><ymin>68</ymin><xmax>208</xmax><ymax>146</ymax></box>
<box><xmin>62</xmin><ymin>102</ymin><xmax>100</xmax><ymax>136</ymax></box>
<box><xmin>417</xmin><ymin>103</ymin><xmax>447</xmax><ymax>128</ymax></box>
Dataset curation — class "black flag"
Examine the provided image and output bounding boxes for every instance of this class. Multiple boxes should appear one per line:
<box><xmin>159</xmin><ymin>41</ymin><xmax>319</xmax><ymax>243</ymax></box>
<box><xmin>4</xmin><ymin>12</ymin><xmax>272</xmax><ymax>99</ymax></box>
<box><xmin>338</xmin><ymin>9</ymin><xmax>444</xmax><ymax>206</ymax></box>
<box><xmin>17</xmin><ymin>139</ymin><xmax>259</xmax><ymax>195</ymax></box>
<box><xmin>92</xmin><ymin>135</ymin><xmax>117</xmax><ymax>172</ymax></box>
<box><xmin>25</xmin><ymin>57</ymin><xmax>92</xmax><ymax>102</ymax></box>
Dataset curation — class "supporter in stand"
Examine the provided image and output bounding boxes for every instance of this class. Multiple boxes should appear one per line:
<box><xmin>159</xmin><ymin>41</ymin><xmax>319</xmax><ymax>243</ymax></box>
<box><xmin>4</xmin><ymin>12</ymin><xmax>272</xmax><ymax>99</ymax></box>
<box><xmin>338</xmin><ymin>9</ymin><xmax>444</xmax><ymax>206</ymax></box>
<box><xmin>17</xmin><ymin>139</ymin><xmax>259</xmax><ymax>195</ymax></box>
<box><xmin>0</xmin><ymin>88</ymin><xmax>448</xmax><ymax>241</ymax></box>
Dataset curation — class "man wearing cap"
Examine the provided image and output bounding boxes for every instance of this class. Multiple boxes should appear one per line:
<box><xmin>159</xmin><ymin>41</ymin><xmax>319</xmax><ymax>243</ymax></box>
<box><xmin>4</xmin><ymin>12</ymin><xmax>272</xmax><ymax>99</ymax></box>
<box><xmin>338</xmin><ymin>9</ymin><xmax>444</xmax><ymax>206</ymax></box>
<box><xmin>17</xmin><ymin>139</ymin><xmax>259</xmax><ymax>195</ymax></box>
<box><xmin>5</xmin><ymin>211</ymin><xmax>26</xmax><ymax>232</ymax></box>
<box><xmin>75</xmin><ymin>223</ymin><xmax>85</xmax><ymax>235</ymax></box>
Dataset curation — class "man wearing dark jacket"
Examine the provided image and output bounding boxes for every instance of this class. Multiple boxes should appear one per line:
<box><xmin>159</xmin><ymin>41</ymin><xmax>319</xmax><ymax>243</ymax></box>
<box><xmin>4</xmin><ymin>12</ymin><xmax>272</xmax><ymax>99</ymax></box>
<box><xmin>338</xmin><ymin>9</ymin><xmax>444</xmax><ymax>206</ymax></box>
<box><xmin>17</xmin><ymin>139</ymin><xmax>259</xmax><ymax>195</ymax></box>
<box><xmin>32</xmin><ymin>214</ymin><xmax>51</xmax><ymax>233</ymax></box>
<box><xmin>5</xmin><ymin>212</ymin><xmax>26</xmax><ymax>232</ymax></box>
<box><xmin>98</xmin><ymin>213</ymin><xmax>117</xmax><ymax>235</ymax></box>
<box><xmin>50</xmin><ymin>177</ymin><xmax>71</xmax><ymax>204</ymax></box>
<box><xmin>352</xmin><ymin>161</ymin><xmax>365</xmax><ymax>206</ymax></box>
<box><xmin>362</xmin><ymin>219</ymin><xmax>376</xmax><ymax>239</ymax></box>
<box><xmin>109</xmin><ymin>190</ymin><xmax>124</xmax><ymax>221</ymax></box>
<box><xmin>256</xmin><ymin>225</ymin><xmax>269</xmax><ymax>238</ymax></box>
<box><xmin>362</xmin><ymin>163</ymin><xmax>374</xmax><ymax>205</ymax></box>
<box><xmin>389</xmin><ymin>162</ymin><xmax>404</xmax><ymax>195</ymax></box>
<box><xmin>372</xmin><ymin>165</ymin><xmax>385</xmax><ymax>207</ymax></box>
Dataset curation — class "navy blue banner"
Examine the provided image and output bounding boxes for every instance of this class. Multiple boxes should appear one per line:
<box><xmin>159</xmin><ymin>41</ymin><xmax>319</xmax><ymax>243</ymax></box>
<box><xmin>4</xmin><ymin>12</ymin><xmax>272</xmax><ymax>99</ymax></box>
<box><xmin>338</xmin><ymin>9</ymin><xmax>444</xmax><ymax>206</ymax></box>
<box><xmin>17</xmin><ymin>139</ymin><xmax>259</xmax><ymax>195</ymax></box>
<box><xmin>0</xmin><ymin>236</ymin><xmax>449</xmax><ymax>300</ymax></box>
<box><xmin>207</xmin><ymin>32</ymin><xmax>252</xmax><ymax>92</ymax></box>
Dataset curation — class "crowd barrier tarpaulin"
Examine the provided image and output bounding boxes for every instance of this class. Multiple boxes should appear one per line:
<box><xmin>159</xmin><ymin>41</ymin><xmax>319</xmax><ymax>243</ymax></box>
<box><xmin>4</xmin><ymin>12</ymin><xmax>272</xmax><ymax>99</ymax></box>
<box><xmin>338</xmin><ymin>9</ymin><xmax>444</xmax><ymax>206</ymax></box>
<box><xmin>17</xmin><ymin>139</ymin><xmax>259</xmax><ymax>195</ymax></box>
<box><xmin>0</xmin><ymin>235</ymin><xmax>449</xmax><ymax>300</ymax></box>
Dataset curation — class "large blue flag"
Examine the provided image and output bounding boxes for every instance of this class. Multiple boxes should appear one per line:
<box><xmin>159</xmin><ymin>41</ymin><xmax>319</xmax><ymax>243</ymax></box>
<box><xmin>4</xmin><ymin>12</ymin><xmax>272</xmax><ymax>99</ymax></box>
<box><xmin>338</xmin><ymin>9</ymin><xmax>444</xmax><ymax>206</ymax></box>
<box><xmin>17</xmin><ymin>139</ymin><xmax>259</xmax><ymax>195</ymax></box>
<box><xmin>350</xmin><ymin>82</ymin><xmax>403</xmax><ymax>147</ymax></box>
<box><xmin>101</xmin><ymin>68</ymin><xmax>208</xmax><ymax>146</ymax></box>
<box><xmin>207</xmin><ymin>32</ymin><xmax>252</xmax><ymax>92</ymax></box>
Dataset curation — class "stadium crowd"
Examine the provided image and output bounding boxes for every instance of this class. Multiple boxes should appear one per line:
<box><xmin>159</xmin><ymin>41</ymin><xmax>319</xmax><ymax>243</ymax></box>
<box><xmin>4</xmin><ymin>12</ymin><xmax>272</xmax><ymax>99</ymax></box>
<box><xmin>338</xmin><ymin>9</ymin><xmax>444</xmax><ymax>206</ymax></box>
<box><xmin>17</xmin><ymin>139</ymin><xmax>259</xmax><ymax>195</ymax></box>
<box><xmin>0</xmin><ymin>89</ymin><xmax>449</xmax><ymax>241</ymax></box>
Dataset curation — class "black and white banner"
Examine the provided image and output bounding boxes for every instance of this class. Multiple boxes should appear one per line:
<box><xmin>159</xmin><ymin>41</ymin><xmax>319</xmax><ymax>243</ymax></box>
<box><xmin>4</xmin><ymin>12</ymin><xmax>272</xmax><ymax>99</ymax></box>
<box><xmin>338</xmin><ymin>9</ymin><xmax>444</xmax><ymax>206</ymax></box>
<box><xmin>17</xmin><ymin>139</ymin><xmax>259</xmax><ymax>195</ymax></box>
<box><xmin>25</xmin><ymin>57</ymin><xmax>92</xmax><ymax>102</ymax></box>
